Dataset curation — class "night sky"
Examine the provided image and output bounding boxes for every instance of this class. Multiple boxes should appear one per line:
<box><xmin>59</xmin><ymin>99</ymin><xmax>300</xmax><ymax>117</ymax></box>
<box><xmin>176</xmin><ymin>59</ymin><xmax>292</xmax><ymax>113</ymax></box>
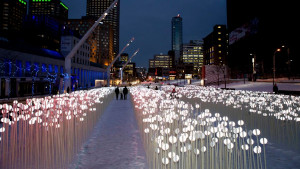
<box><xmin>63</xmin><ymin>0</ymin><xmax>227</xmax><ymax>69</ymax></box>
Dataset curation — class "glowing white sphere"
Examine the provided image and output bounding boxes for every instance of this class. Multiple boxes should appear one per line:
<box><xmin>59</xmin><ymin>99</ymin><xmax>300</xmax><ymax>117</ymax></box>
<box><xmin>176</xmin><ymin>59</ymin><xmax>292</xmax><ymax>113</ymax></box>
<box><xmin>253</xmin><ymin>146</ymin><xmax>262</xmax><ymax>154</ymax></box>
<box><xmin>247</xmin><ymin>138</ymin><xmax>255</xmax><ymax>145</ymax></box>
<box><xmin>0</xmin><ymin>127</ymin><xmax>5</xmax><ymax>132</ymax></box>
<box><xmin>224</xmin><ymin>138</ymin><xmax>231</xmax><ymax>145</ymax></box>
<box><xmin>169</xmin><ymin>136</ymin><xmax>177</xmax><ymax>144</ymax></box>
<box><xmin>155</xmin><ymin>148</ymin><xmax>160</xmax><ymax>154</ymax></box>
<box><xmin>179</xmin><ymin>134</ymin><xmax>187</xmax><ymax>143</ymax></box>
<box><xmin>253</xmin><ymin>129</ymin><xmax>261</xmax><ymax>136</ymax></box>
<box><xmin>161</xmin><ymin>143</ymin><xmax>169</xmax><ymax>151</ymax></box>
<box><xmin>173</xmin><ymin>155</ymin><xmax>180</xmax><ymax>162</ymax></box>
<box><xmin>201</xmin><ymin>146</ymin><xmax>206</xmax><ymax>153</ymax></box>
<box><xmin>240</xmin><ymin>131</ymin><xmax>247</xmax><ymax>138</ymax></box>
<box><xmin>168</xmin><ymin>152</ymin><xmax>176</xmax><ymax>158</ymax></box>
<box><xmin>241</xmin><ymin>144</ymin><xmax>249</xmax><ymax>150</ymax></box>
<box><xmin>162</xmin><ymin>157</ymin><xmax>169</xmax><ymax>165</ymax></box>
<box><xmin>144</xmin><ymin>128</ymin><xmax>150</xmax><ymax>133</ymax></box>
<box><xmin>180</xmin><ymin>146</ymin><xmax>187</xmax><ymax>153</ymax></box>
<box><xmin>238</xmin><ymin>120</ymin><xmax>244</xmax><ymax>126</ymax></box>
<box><xmin>227</xmin><ymin>143</ymin><xmax>234</xmax><ymax>150</ymax></box>
<box><xmin>174</xmin><ymin>128</ymin><xmax>180</xmax><ymax>134</ymax></box>
<box><xmin>260</xmin><ymin>138</ymin><xmax>268</xmax><ymax>144</ymax></box>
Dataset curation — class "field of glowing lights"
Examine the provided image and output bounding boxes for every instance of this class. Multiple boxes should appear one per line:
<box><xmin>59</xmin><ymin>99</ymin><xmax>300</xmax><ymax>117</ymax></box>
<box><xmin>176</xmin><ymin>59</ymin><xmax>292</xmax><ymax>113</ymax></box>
<box><xmin>1</xmin><ymin>84</ymin><xmax>300</xmax><ymax>169</ymax></box>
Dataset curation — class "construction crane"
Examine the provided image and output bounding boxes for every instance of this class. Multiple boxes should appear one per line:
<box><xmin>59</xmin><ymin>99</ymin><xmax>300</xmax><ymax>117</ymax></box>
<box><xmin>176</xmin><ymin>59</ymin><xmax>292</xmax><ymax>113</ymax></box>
<box><xmin>63</xmin><ymin>0</ymin><xmax>119</xmax><ymax>92</ymax></box>
<box><xmin>106</xmin><ymin>37</ymin><xmax>135</xmax><ymax>86</ymax></box>
<box><xmin>120</xmin><ymin>49</ymin><xmax>139</xmax><ymax>83</ymax></box>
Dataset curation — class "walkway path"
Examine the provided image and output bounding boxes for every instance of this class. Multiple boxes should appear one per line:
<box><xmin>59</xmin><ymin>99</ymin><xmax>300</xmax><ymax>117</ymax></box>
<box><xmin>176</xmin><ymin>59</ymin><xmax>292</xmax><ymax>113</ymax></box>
<box><xmin>69</xmin><ymin>94</ymin><xmax>148</xmax><ymax>169</ymax></box>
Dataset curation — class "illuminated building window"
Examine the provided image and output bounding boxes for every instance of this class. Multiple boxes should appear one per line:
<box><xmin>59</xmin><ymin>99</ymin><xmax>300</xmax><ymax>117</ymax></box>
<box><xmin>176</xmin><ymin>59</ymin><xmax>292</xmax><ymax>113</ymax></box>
<box><xmin>218</xmin><ymin>44</ymin><xmax>221</xmax><ymax>47</ymax></box>
<box><xmin>218</xmin><ymin>32</ymin><xmax>221</xmax><ymax>34</ymax></box>
<box><xmin>219</xmin><ymin>51</ymin><xmax>222</xmax><ymax>53</ymax></box>
<box><xmin>218</xmin><ymin>38</ymin><xmax>221</xmax><ymax>41</ymax></box>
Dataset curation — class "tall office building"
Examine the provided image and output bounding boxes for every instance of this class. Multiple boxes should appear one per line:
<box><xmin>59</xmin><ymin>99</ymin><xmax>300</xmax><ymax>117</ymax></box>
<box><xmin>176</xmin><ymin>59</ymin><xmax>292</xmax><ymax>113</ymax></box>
<box><xmin>0</xmin><ymin>0</ymin><xmax>27</xmax><ymax>37</ymax></box>
<box><xmin>203</xmin><ymin>25</ymin><xmax>228</xmax><ymax>66</ymax></box>
<box><xmin>28</xmin><ymin>0</ymin><xmax>69</xmax><ymax>21</ymax></box>
<box><xmin>171</xmin><ymin>14</ymin><xmax>183</xmax><ymax>64</ymax></box>
<box><xmin>182</xmin><ymin>40</ymin><xmax>204</xmax><ymax>76</ymax></box>
<box><xmin>66</xmin><ymin>17</ymin><xmax>99</xmax><ymax>64</ymax></box>
<box><xmin>86</xmin><ymin>0</ymin><xmax>120</xmax><ymax>64</ymax></box>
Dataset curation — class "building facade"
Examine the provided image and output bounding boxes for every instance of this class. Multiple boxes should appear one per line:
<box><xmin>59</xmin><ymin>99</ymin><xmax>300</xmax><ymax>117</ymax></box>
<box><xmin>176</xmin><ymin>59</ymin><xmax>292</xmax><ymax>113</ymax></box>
<box><xmin>28</xmin><ymin>0</ymin><xmax>68</xmax><ymax>21</ymax></box>
<box><xmin>120</xmin><ymin>53</ymin><xmax>128</xmax><ymax>63</ymax></box>
<box><xmin>61</xmin><ymin>35</ymin><xmax>106</xmax><ymax>89</ymax></box>
<box><xmin>65</xmin><ymin>17</ymin><xmax>100</xmax><ymax>64</ymax></box>
<box><xmin>171</xmin><ymin>14</ymin><xmax>183</xmax><ymax>64</ymax></box>
<box><xmin>86</xmin><ymin>0</ymin><xmax>120</xmax><ymax>60</ymax></box>
<box><xmin>149</xmin><ymin>54</ymin><xmax>173</xmax><ymax>69</ymax></box>
<box><xmin>227</xmin><ymin>0</ymin><xmax>299</xmax><ymax>78</ymax></box>
<box><xmin>203</xmin><ymin>25</ymin><xmax>228</xmax><ymax>66</ymax></box>
<box><xmin>182</xmin><ymin>40</ymin><xmax>204</xmax><ymax>77</ymax></box>
<box><xmin>22</xmin><ymin>15</ymin><xmax>73</xmax><ymax>52</ymax></box>
<box><xmin>0</xmin><ymin>0</ymin><xmax>27</xmax><ymax>38</ymax></box>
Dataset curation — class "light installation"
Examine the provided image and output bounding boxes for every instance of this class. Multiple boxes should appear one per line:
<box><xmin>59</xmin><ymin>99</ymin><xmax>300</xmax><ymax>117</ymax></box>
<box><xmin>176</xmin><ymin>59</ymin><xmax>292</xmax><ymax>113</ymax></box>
<box><xmin>130</xmin><ymin>84</ymin><xmax>299</xmax><ymax>169</ymax></box>
<box><xmin>0</xmin><ymin>88</ymin><xmax>114</xmax><ymax>169</ymax></box>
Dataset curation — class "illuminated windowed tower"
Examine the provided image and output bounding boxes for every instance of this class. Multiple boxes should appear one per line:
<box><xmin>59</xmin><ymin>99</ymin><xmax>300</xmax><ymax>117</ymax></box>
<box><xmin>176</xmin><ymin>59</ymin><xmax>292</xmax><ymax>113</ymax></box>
<box><xmin>86</xmin><ymin>0</ymin><xmax>120</xmax><ymax>66</ymax></box>
<box><xmin>172</xmin><ymin>14</ymin><xmax>183</xmax><ymax>65</ymax></box>
<box><xmin>182</xmin><ymin>40</ymin><xmax>204</xmax><ymax>76</ymax></box>
<box><xmin>28</xmin><ymin>0</ymin><xmax>69</xmax><ymax>21</ymax></box>
<box><xmin>0</xmin><ymin>0</ymin><xmax>27</xmax><ymax>37</ymax></box>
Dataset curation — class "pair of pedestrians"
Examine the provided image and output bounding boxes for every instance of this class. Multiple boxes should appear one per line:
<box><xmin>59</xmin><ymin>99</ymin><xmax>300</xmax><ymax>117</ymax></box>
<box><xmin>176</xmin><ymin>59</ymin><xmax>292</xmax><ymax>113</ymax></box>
<box><xmin>114</xmin><ymin>86</ymin><xmax>129</xmax><ymax>100</ymax></box>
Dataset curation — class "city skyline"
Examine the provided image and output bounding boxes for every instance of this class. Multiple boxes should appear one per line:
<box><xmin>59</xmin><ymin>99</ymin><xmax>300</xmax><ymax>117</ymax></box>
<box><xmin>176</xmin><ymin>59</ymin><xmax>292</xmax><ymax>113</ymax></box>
<box><xmin>64</xmin><ymin>0</ymin><xmax>227</xmax><ymax>68</ymax></box>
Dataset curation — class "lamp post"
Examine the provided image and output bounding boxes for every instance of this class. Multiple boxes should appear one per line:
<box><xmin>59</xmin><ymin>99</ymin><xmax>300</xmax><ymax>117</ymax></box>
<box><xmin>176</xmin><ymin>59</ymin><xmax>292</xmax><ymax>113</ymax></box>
<box><xmin>250</xmin><ymin>53</ymin><xmax>256</xmax><ymax>82</ymax></box>
<box><xmin>273</xmin><ymin>48</ymin><xmax>281</xmax><ymax>85</ymax></box>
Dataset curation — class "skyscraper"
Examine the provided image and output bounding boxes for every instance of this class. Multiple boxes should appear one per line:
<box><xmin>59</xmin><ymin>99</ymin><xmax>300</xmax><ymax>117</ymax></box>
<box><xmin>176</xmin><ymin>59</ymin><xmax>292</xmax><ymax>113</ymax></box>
<box><xmin>86</xmin><ymin>0</ymin><xmax>120</xmax><ymax>66</ymax></box>
<box><xmin>28</xmin><ymin>0</ymin><xmax>69</xmax><ymax>21</ymax></box>
<box><xmin>171</xmin><ymin>14</ymin><xmax>183</xmax><ymax>64</ymax></box>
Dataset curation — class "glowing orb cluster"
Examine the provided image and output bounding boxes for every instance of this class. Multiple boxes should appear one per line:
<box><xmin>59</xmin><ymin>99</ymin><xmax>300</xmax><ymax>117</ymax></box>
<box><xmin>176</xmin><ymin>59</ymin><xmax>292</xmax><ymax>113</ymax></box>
<box><xmin>131</xmin><ymin>86</ymin><xmax>269</xmax><ymax>169</ymax></box>
<box><xmin>0</xmin><ymin>88</ymin><xmax>114</xmax><ymax>169</ymax></box>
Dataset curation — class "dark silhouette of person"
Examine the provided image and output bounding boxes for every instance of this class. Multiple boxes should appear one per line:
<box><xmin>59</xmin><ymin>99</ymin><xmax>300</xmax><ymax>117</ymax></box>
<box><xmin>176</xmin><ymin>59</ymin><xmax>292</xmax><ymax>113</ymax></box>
<box><xmin>171</xmin><ymin>87</ymin><xmax>176</xmax><ymax>98</ymax></box>
<box><xmin>123</xmin><ymin>86</ymin><xmax>128</xmax><ymax>100</ymax></box>
<box><xmin>147</xmin><ymin>85</ymin><xmax>150</xmax><ymax>89</ymax></box>
<box><xmin>273</xmin><ymin>83</ymin><xmax>279</xmax><ymax>94</ymax></box>
<box><xmin>155</xmin><ymin>86</ymin><xmax>158</xmax><ymax>90</ymax></box>
<box><xmin>115</xmin><ymin>87</ymin><xmax>120</xmax><ymax>100</ymax></box>
<box><xmin>67</xmin><ymin>87</ymin><xmax>70</xmax><ymax>93</ymax></box>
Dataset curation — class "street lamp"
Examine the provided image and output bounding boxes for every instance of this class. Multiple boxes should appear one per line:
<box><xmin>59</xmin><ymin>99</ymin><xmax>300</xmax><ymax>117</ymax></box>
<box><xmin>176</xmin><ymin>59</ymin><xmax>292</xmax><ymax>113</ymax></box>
<box><xmin>273</xmin><ymin>48</ymin><xmax>281</xmax><ymax>85</ymax></box>
<box><xmin>250</xmin><ymin>53</ymin><xmax>256</xmax><ymax>82</ymax></box>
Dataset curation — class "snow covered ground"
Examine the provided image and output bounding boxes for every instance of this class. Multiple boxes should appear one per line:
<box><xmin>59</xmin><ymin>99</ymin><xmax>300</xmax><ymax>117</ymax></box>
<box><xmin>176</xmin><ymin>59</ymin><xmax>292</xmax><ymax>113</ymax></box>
<box><xmin>69</xmin><ymin>81</ymin><xmax>299</xmax><ymax>169</ymax></box>
<box><xmin>211</xmin><ymin>80</ymin><xmax>300</xmax><ymax>92</ymax></box>
<box><xmin>68</xmin><ymin>94</ymin><xmax>148</xmax><ymax>169</ymax></box>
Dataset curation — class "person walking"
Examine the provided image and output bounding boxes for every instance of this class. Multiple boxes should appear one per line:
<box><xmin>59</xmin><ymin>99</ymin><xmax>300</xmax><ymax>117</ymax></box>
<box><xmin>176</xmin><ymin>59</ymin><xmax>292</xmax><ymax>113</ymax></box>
<box><xmin>171</xmin><ymin>87</ymin><xmax>176</xmax><ymax>99</ymax></box>
<box><xmin>115</xmin><ymin>87</ymin><xmax>120</xmax><ymax>100</ymax></box>
<box><xmin>273</xmin><ymin>83</ymin><xmax>279</xmax><ymax>94</ymax></box>
<box><xmin>120</xmin><ymin>87</ymin><xmax>124</xmax><ymax>100</ymax></box>
<box><xmin>123</xmin><ymin>86</ymin><xmax>129</xmax><ymax>100</ymax></box>
<box><xmin>155</xmin><ymin>86</ymin><xmax>158</xmax><ymax>90</ymax></box>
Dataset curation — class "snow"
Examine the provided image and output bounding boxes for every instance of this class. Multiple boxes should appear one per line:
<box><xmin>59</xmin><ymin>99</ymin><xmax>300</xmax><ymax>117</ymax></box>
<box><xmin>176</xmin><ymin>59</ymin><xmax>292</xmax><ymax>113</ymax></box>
<box><xmin>211</xmin><ymin>80</ymin><xmax>300</xmax><ymax>92</ymax></box>
<box><xmin>69</xmin><ymin>94</ymin><xmax>148</xmax><ymax>169</ymax></box>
